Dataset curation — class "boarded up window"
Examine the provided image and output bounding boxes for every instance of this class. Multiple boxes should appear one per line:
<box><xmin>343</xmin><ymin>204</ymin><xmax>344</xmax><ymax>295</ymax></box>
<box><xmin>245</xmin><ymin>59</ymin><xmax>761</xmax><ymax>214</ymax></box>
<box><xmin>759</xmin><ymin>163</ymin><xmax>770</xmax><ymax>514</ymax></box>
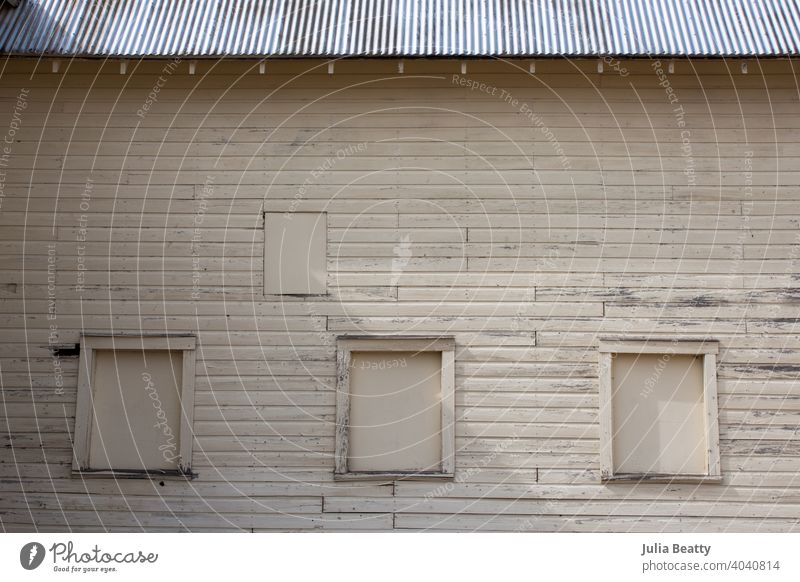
<box><xmin>611</xmin><ymin>354</ymin><xmax>705</xmax><ymax>474</ymax></box>
<box><xmin>599</xmin><ymin>341</ymin><xmax>721</xmax><ymax>482</ymax></box>
<box><xmin>348</xmin><ymin>351</ymin><xmax>442</xmax><ymax>472</ymax></box>
<box><xmin>73</xmin><ymin>336</ymin><xmax>196</xmax><ymax>478</ymax></box>
<box><xmin>336</xmin><ymin>338</ymin><xmax>455</xmax><ymax>478</ymax></box>
<box><xmin>89</xmin><ymin>350</ymin><xmax>183</xmax><ymax>471</ymax></box>
<box><xmin>264</xmin><ymin>212</ymin><xmax>327</xmax><ymax>294</ymax></box>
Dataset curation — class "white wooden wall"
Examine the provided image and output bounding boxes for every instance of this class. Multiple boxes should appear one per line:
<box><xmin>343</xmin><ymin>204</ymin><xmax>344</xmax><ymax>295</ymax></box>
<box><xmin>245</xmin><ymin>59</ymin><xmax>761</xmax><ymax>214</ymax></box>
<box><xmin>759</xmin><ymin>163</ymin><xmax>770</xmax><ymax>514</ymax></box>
<box><xmin>1</xmin><ymin>58</ymin><xmax>799</xmax><ymax>532</ymax></box>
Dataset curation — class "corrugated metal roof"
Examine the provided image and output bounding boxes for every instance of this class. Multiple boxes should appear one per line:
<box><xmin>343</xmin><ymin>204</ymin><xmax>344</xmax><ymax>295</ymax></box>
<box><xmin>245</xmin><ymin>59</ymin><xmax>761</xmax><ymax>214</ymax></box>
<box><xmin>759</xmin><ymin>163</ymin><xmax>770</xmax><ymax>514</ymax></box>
<box><xmin>1</xmin><ymin>0</ymin><xmax>798</xmax><ymax>58</ymax></box>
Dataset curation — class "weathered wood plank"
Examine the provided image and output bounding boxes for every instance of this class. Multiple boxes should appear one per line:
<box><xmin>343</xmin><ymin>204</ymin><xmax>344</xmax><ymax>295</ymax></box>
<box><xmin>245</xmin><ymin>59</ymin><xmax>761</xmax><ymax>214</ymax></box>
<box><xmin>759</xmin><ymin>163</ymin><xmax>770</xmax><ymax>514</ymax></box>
<box><xmin>4</xmin><ymin>58</ymin><xmax>800</xmax><ymax>531</ymax></box>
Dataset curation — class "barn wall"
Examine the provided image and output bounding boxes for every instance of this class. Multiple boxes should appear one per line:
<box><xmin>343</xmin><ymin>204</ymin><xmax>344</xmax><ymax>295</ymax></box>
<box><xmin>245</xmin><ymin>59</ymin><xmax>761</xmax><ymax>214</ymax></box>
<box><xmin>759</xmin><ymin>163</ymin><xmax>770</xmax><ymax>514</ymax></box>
<box><xmin>1</xmin><ymin>58</ymin><xmax>799</xmax><ymax>532</ymax></box>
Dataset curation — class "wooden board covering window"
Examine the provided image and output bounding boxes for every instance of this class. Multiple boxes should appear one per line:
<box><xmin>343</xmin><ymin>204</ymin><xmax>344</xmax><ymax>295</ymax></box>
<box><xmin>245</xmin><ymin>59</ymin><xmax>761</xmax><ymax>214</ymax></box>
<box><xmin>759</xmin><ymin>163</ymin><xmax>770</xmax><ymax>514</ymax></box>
<box><xmin>89</xmin><ymin>349</ymin><xmax>183</xmax><ymax>471</ymax></box>
<box><xmin>611</xmin><ymin>353</ymin><xmax>706</xmax><ymax>475</ymax></box>
<box><xmin>348</xmin><ymin>351</ymin><xmax>442</xmax><ymax>472</ymax></box>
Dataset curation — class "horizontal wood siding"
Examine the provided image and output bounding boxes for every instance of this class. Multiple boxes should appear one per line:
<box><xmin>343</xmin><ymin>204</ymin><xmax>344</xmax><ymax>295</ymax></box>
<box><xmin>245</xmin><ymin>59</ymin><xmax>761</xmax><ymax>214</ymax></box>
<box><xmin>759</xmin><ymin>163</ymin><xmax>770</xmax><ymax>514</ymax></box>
<box><xmin>1</xmin><ymin>58</ymin><xmax>799</xmax><ymax>531</ymax></box>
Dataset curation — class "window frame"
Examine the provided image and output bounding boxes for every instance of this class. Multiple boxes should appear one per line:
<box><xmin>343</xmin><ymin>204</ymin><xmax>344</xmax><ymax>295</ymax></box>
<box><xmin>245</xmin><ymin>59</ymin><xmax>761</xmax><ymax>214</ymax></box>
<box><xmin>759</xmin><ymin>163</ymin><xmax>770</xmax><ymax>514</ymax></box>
<box><xmin>72</xmin><ymin>334</ymin><xmax>197</xmax><ymax>479</ymax></box>
<box><xmin>334</xmin><ymin>336</ymin><xmax>456</xmax><ymax>480</ymax></box>
<box><xmin>598</xmin><ymin>339</ymin><xmax>721</xmax><ymax>484</ymax></box>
